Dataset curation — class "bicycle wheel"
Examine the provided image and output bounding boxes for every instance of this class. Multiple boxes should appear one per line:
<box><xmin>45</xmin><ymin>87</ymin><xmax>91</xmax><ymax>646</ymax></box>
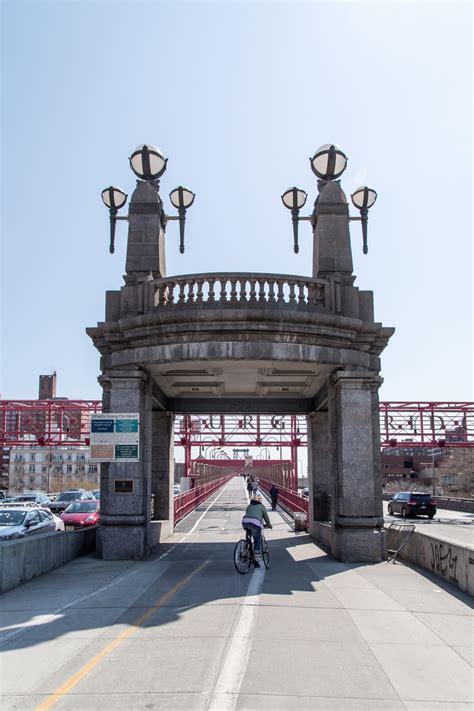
<box><xmin>261</xmin><ymin>536</ymin><xmax>270</xmax><ymax>569</ymax></box>
<box><xmin>234</xmin><ymin>539</ymin><xmax>252</xmax><ymax>574</ymax></box>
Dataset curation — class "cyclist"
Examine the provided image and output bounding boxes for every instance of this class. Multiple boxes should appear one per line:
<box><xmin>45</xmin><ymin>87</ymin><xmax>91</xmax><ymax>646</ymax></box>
<box><xmin>242</xmin><ymin>493</ymin><xmax>272</xmax><ymax>565</ymax></box>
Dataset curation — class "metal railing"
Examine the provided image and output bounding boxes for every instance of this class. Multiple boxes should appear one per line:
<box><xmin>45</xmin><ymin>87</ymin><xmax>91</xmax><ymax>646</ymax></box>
<box><xmin>142</xmin><ymin>272</ymin><xmax>341</xmax><ymax>314</ymax></box>
<box><xmin>174</xmin><ymin>474</ymin><xmax>233</xmax><ymax>525</ymax></box>
<box><xmin>258</xmin><ymin>478</ymin><xmax>308</xmax><ymax>516</ymax></box>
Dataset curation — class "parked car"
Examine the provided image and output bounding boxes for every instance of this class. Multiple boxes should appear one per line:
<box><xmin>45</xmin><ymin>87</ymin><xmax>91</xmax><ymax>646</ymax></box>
<box><xmin>0</xmin><ymin>490</ymin><xmax>7</xmax><ymax>501</ymax></box>
<box><xmin>387</xmin><ymin>492</ymin><xmax>436</xmax><ymax>519</ymax></box>
<box><xmin>49</xmin><ymin>489</ymin><xmax>95</xmax><ymax>514</ymax></box>
<box><xmin>60</xmin><ymin>501</ymin><xmax>100</xmax><ymax>528</ymax></box>
<box><xmin>92</xmin><ymin>489</ymin><xmax>100</xmax><ymax>500</ymax></box>
<box><xmin>13</xmin><ymin>492</ymin><xmax>51</xmax><ymax>507</ymax></box>
<box><xmin>174</xmin><ymin>484</ymin><xmax>181</xmax><ymax>496</ymax></box>
<box><xmin>0</xmin><ymin>505</ymin><xmax>56</xmax><ymax>540</ymax></box>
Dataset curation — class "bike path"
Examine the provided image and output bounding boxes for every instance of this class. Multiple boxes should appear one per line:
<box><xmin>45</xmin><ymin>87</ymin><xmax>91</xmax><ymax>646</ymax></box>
<box><xmin>0</xmin><ymin>476</ymin><xmax>472</xmax><ymax>710</ymax></box>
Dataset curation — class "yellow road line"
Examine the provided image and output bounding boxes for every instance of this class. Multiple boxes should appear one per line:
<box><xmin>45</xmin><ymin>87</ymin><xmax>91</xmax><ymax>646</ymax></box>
<box><xmin>35</xmin><ymin>560</ymin><xmax>210</xmax><ymax>711</ymax></box>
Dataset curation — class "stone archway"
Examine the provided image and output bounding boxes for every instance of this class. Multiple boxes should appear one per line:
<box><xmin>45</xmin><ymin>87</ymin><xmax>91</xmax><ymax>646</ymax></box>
<box><xmin>88</xmin><ymin>175</ymin><xmax>393</xmax><ymax>562</ymax></box>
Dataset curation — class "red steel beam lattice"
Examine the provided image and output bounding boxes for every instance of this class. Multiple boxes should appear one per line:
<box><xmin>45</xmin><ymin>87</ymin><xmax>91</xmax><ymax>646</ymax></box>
<box><xmin>1</xmin><ymin>401</ymin><xmax>473</xmax><ymax>449</ymax></box>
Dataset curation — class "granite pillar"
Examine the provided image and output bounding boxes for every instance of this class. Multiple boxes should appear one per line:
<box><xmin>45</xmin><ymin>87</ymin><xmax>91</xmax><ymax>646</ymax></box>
<box><xmin>307</xmin><ymin>411</ymin><xmax>332</xmax><ymax>525</ymax></box>
<box><xmin>329</xmin><ymin>371</ymin><xmax>386</xmax><ymax>562</ymax></box>
<box><xmin>97</xmin><ymin>369</ymin><xmax>153</xmax><ymax>560</ymax></box>
<box><xmin>151</xmin><ymin>411</ymin><xmax>174</xmax><ymax>522</ymax></box>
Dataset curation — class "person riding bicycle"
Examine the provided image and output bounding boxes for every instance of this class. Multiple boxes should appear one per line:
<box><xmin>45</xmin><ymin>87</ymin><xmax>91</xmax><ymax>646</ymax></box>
<box><xmin>242</xmin><ymin>494</ymin><xmax>272</xmax><ymax>565</ymax></box>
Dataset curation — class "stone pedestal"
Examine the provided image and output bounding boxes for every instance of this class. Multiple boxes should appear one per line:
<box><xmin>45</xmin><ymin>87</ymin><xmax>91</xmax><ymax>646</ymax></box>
<box><xmin>97</xmin><ymin>369</ymin><xmax>153</xmax><ymax>560</ymax></box>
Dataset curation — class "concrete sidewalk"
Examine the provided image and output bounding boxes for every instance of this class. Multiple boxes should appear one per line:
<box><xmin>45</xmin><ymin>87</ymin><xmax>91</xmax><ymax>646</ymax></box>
<box><xmin>0</xmin><ymin>478</ymin><xmax>472</xmax><ymax>710</ymax></box>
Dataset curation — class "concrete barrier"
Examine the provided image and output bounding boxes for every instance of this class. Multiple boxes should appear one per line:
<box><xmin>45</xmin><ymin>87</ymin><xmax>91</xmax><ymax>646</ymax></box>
<box><xmin>0</xmin><ymin>528</ymin><xmax>96</xmax><ymax>593</ymax></box>
<box><xmin>388</xmin><ymin>527</ymin><xmax>474</xmax><ymax>596</ymax></box>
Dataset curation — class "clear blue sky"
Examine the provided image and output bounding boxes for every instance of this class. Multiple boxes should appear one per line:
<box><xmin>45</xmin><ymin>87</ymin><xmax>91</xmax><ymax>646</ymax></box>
<box><xmin>1</xmin><ymin>1</ymin><xmax>472</xmax><ymax>403</ymax></box>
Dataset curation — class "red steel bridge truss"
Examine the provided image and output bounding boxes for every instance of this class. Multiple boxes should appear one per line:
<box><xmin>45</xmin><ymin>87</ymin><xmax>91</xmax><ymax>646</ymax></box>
<box><xmin>1</xmin><ymin>400</ymin><xmax>473</xmax><ymax>482</ymax></box>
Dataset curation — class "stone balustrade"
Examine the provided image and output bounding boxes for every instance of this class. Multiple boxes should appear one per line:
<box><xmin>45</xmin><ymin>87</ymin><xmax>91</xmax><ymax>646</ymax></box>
<box><xmin>142</xmin><ymin>273</ymin><xmax>341</xmax><ymax>314</ymax></box>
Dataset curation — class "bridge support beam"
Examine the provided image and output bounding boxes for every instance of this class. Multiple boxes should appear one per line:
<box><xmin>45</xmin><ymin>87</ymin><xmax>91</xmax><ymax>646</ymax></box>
<box><xmin>97</xmin><ymin>370</ymin><xmax>153</xmax><ymax>560</ymax></box>
<box><xmin>329</xmin><ymin>371</ymin><xmax>386</xmax><ymax>562</ymax></box>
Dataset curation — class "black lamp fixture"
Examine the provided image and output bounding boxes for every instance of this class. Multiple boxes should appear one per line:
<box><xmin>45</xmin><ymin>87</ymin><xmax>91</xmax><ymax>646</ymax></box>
<box><xmin>169</xmin><ymin>186</ymin><xmax>195</xmax><ymax>254</ymax></box>
<box><xmin>282</xmin><ymin>143</ymin><xmax>377</xmax><ymax>254</ymax></box>
<box><xmin>100</xmin><ymin>143</ymin><xmax>194</xmax><ymax>254</ymax></box>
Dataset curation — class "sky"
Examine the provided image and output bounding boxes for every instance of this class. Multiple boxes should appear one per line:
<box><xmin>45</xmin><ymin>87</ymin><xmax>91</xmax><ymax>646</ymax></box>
<box><xmin>1</xmin><ymin>0</ymin><xmax>472</xmax><ymax>405</ymax></box>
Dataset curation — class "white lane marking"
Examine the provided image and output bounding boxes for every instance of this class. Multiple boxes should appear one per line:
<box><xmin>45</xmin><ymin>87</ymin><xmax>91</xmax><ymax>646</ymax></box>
<box><xmin>154</xmin><ymin>477</ymin><xmax>236</xmax><ymax>561</ymax></box>
<box><xmin>0</xmin><ymin>562</ymin><xmax>170</xmax><ymax>646</ymax></box>
<box><xmin>243</xmin><ymin>475</ymin><xmax>249</xmax><ymax>503</ymax></box>
<box><xmin>208</xmin><ymin>566</ymin><xmax>265</xmax><ymax>711</ymax></box>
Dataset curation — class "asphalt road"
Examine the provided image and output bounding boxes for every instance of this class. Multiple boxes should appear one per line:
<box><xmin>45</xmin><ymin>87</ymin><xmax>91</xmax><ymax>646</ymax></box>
<box><xmin>0</xmin><ymin>477</ymin><xmax>472</xmax><ymax>710</ymax></box>
<box><xmin>383</xmin><ymin>501</ymin><xmax>474</xmax><ymax>547</ymax></box>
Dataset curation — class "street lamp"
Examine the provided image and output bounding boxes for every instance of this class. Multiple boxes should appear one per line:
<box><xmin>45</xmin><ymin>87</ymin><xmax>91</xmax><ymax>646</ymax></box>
<box><xmin>100</xmin><ymin>143</ymin><xmax>195</xmax><ymax>254</ymax></box>
<box><xmin>282</xmin><ymin>142</ymin><xmax>378</xmax><ymax>254</ymax></box>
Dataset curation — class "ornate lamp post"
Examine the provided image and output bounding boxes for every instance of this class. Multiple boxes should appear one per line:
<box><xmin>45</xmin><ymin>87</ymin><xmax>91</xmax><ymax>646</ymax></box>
<box><xmin>101</xmin><ymin>143</ymin><xmax>195</xmax><ymax>254</ymax></box>
<box><xmin>282</xmin><ymin>143</ymin><xmax>377</xmax><ymax>254</ymax></box>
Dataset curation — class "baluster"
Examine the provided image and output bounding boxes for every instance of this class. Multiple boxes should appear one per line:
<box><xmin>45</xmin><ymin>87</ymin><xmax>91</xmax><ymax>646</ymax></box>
<box><xmin>297</xmin><ymin>281</ymin><xmax>306</xmax><ymax>304</ymax></box>
<box><xmin>208</xmin><ymin>278</ymin><xmax>216</xmax><ymax>302</ymax></box>
<box><xmin>196</xmin><ymin>279</ymin><xmax>204</xmax><ymax>304</ymax></box>
<box><xmin>188</xmin><ymin>280</ymin><xmax>196</xmax><ymax>303</ymax></box>
<box><xmin>276</xmin><ymin>279</ymin><xmax>285</xmax><ymax>304</ymax></box>
<box><xmin>249</xmin><ymin>278</ymin><xmax>257</xmax><ymax>302</ymax></box>
<box><xmin>258</xmin><ymin>279</ymin><xmax>266</xmax><ymax>302</ymax></box>
<box><xmin>288</xmin><ymin>281</ymin><xmax>297</xmax><ymax>304</ymax></box>
<box><xmin>178</xmin><ymin>280</ymin><xmax>186</xmax><ymax>304</ymax></box>
<box><xmin>230</xmin><ymin>278</ymin><xmax>238</xmax><ymax>302</ymax></box>
<box><xmin>167</xmin><ymin>282</ymin><xmax>176</xmax><ymax>305</ymax></box>
<box><xmin>160</xmin><ymin>285</ymin><xmax>168</xmax><ymax>306</ymax></box>
<box><xmin>267</xmin><ymin>279</ymin><xmax>277</xmax><ymax>304</ymax></box>
<box><xmin>218</xmin><ymin>279</ymin><xmax>227</xmax><ymax>302</ymax></box>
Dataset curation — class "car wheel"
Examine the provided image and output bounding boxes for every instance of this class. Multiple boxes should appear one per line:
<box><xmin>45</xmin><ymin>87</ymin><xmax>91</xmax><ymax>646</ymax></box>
<box><xmin>428</xmin><ymin>513</ymin><xmax>434</xmax><ymax>519</ymax></box>
<box><xmin>387</xmin><ymin>505</ymin><xmax>393</xmax><ymax>515</ymax></box>
<box><xmin>401</xmin><ymin>507</ymin><xmax>408</xmax><ymax>519</ymax></box>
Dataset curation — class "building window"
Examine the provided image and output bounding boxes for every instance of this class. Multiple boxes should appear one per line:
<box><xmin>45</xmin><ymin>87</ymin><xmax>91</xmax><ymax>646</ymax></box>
<box><xmin>89</xmin><ymin>465</ymin><xmax>97</xmax><ymax>473</ymax></box>
<box><xmin>29</xmin><ymin>476</ymin><xmax>35</xmax><ymax>485</ymax></box>
<box><xmin>67</xmin><ymin>465</ymin><xmax>72</xmax><ymax>474</ymax></box>
<box><xmin>77</xmin><ymin>465</ymin><xmax>85</xmax><ymax>473</ymax></box>
<box><xmin>77</xmin><ymin>454</ymin><xmax>85</xmax><ymax>462</ymax></box>
<box><xmin>29</xmin><ymin>465</ymin><xmax>35</xmax><ymax>473</ymax></box>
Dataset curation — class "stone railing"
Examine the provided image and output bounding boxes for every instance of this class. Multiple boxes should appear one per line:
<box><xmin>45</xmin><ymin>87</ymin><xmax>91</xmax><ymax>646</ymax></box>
<box><xmin>141</xmin><ymin>273</ymin><xmax>341</xmax><ymax>314</ymax></box>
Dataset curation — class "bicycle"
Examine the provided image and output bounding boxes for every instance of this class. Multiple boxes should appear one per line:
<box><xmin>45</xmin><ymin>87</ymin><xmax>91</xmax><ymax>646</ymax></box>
<box><xmin>233</xmin><ymin>527</ymin><xmax>270</xmax><ymax>574</ymax></box>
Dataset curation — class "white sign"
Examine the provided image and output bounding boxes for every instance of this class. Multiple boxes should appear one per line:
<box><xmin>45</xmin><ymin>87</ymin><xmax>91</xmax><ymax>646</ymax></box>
<box><xmin>90</xmin><ymin>413</ymin><xmax>139</xmax><ymax>462</ymax></box>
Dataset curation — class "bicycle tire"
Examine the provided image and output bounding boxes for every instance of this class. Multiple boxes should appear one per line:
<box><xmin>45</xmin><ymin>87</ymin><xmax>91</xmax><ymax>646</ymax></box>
<box><xmin>261</xmin><ymin>536</ymin><xmax>270</xmax><ymax>569</ymax></box>
<box><xmin>234</xmin><ymin>539</ymin><xmax>252</xmax><ymax>574</ymax></box>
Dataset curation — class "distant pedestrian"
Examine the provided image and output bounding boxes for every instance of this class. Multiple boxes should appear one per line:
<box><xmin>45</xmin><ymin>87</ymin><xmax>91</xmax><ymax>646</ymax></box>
<box><xmin>269</xmin><ymin>483</ymin><xmax>279</xmax><ymax>511</ymax></box>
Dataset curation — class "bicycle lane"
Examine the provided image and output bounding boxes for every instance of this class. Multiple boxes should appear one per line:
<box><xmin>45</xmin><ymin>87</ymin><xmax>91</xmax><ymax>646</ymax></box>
<box><xmin>1</xmin><ymin>476</ymin><xmax>283</xmax><ymax>711</ymax></box>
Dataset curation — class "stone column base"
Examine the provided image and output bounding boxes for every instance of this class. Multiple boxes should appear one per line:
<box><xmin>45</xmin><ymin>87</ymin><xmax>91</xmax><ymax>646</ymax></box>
<box><xmin>332</xmin><ymin>527</ymin><xmax>387</xmax><ymax>563</ymax></box>
<box><xmin>98</xmin><ymin>525</ymin><xmax>146</xmax><ymax>560</ymax></box>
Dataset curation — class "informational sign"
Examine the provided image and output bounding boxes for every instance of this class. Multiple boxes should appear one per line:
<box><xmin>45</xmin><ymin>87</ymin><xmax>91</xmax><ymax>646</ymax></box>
<box><xmin>90</xmin><ymin>413</ymin><xmax>139</xmax><ymax>462</ymax></box>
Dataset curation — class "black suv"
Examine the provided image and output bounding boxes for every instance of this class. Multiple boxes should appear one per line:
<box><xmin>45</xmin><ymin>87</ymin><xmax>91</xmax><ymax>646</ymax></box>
<box><xmin>388</xmin><ymin>492</ymin><xmax>436</xmax><ymax>519</ymax></box>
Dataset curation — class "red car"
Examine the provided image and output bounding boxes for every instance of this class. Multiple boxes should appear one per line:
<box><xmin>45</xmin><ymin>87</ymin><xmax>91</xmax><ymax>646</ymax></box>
<box><xmin>60</xmin><ymin>501</ymin><xmax>100</xmax><ymax>528</ymax></box>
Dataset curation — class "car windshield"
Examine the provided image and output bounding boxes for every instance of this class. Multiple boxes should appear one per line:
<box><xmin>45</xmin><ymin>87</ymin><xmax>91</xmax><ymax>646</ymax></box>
<box><xmin>0</xmin><ymin>510</ymin><xmax>27</xmax><ymax>526</ymax></box>
<box><xmin>65</xmin><ymin>502</ymin><xmax>97</xmax><ymax>513</ymax></box>
<box><xmin>57</xmin><ymin>492</ymin><xmax>82</xmax><ymax>501</ymax></box>
<box><xmin>14</xmin><ymin>495</ymin><xmax>36</xmax><ymax>502</ymax></box>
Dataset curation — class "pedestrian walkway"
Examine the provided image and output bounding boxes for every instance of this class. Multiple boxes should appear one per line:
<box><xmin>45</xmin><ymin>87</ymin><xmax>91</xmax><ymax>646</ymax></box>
<box><xmin>0</xmin><ymin>477</ymin><xmax>472</xmax><ymax>710</ymax></box>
